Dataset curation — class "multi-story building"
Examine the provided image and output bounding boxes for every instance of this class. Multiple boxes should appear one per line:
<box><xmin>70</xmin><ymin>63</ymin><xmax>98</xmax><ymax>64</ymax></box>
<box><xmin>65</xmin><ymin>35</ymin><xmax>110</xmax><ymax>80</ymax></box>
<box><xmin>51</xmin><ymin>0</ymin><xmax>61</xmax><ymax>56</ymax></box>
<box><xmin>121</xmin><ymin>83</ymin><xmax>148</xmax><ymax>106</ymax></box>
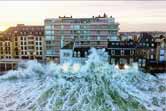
<box><xmin>156</xmin><ymin>36</ymin><xmax>166</xmax><ymax>63</ymax></box>
<box><xmin>3</xmin><ymin>24</ymin><xmax>44</xmax><ymax>60</ymax></box>
<box><xmin>60</xmin><ymin>32</ymin><xmax>165</xmax><ymax>72</ymax></box>
<box><xmin>107</xmin><ymin>40</ymin><xmax>136</xmax><ymax>65</ymax></box>
<box><xmin>136</xmin><ymin>33</ymin><xmax>157</xmax><ymax>68</ymax></box>
<box><xmin>60</xmin><ymin>40</ymin><xmax>136</xmax><ymax>66</ymax></box>
<box><xmin>0</xmin><ymin>34</ymin><xmax>13</xmax><ymax>59</ymax></box>
<box><xmin>45</xmin><ymin>14</ymin><xmax>119</xmax><ymax>63</ymax></box>
<box><xmin>60</xmin><ymin>41</ymin><xmax>107</xmax><ymax>64</ymax></box>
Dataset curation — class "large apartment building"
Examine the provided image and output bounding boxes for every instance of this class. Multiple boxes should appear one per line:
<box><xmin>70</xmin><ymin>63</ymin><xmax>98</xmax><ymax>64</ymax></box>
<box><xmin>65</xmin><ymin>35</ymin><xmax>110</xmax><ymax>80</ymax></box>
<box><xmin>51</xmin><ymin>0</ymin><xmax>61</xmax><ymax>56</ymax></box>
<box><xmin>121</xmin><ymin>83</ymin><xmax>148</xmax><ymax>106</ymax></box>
<box><xmin>3</xmin><ymin>24</ymin><xmax>44</xmax><ymax>60</ymax></box>
<box><xmin>44</xmin><ymin>14</ymin><xmax>119</xmax><ymax>63</ymax></box>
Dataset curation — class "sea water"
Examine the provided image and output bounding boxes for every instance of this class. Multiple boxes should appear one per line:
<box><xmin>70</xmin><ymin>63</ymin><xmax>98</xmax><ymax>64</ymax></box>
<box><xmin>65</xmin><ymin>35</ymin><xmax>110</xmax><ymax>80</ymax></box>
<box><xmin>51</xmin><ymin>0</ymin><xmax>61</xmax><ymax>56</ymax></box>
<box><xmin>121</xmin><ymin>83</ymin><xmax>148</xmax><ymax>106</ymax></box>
<box><xmin>0</xmin><ymin>48</ymin><xmax>165</xmax><ymax>111</ymax></box>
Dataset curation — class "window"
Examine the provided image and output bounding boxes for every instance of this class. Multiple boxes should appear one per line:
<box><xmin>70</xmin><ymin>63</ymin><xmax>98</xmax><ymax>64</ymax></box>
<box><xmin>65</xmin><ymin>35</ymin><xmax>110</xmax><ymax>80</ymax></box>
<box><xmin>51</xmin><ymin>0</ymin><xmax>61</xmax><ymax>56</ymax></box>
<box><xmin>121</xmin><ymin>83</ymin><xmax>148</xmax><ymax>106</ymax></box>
<box><xmin>111</xmin><ymin>50</ymin><xmax>115</xmax><ymax>55</ymax></box>
<box><xmin>73</xmin><ymin>25</ymin><xmax>80</xmax><ymax>30</ymax></box>
<box><xmin>35</xmin><ymin>32</ymin><xmax>39</xmax><ymax>35</ymax></box>
<box><xmin>120</xmin><ymin>58</ymin><xmax>126</xmax><ymax>64</ymax></box>
<box><xmin>63</xmin><ymin>52</ymin><xmax>70</xmax><ymax>57</ymax></box>
<box><xmin>142</xmin><ymin>59</ymin><xmax>146</xmax><ymax>67</ymax></box>
<box><xmin>160</xmin><ymin>56</ymin><xmax>164</xmax><ymax>61</ymax></box>
<box><xmin>150</xmin><ymin>55</ymin><xmax>154</xmax><ymax>59</ymax></box>
<box><xmin>151</xmin><ymin>43</ymin><xmax>154</xmax><ymax>47</ymax></box>
<box><xmin>45</xmin><ymin>25</ymin><xmax>54</xmax><ymax>30</ymax></box>
<box><xmin>161</xmin><ymin>43</ymin><xmax>165</xmax><ymax>48</ymax></box>
<box><xmin>46</xmin><ymin>50</ymin><xmax>55</xmax><ymax>55</ymax></box>
<box><xmin>45</xmin><ymin>31</ymin><xmax>54</xmax><ymax>35</ymax></box>
<box><xmin>61</xmin><ymin>25</ymin><xmax>64</xmax><ymax>30</ymax></box>
<box><xmin>130</xmin><ymin>50</ymin><xmax>134</xmax><ymax>55</ymax></box>
<box><xmin>121</xmin><ymin>50</ymin><xmax>124</xmax><ymax>56</ymax></box>
<box><xmin>74</xmin><ymin>51</ymin><xmax>77</xmax><ymax>57</ymax></box>
<box><xmin>85</xmin><ymin>51</ymin><xmax>88</xmax><ymax>57</ymax></box>
<box><xmin>45</xmin><ymin>36</ymin><xmax>54</xmax><ymax>41</ymax></box>
<box><xmin>97</xmin><ymin>30</ymin><xmax>100</xmax><ymax>34</ymax></box>
<box><xmin>112</xmin><ymin>42</ymin><xmax>115</xmax><ymax>45</ymax></box>
<box><xmin>150</xmin><ymin>49</ymin><xmax>154</xmax><ymax>52</ymax></box>
<box><xmin>78</xmin><ymin>51</ymin><xmax>80</xmax><ymax>57</ymax></box>
<box><xmin>46</xmin><ymin>41</ymin><xmax>51</xmax><ymax>44</ymax></box>
<box><xmin>29</xmin><ymin>41</ymin><xmax>34</xmax><ymax>44</ymax></box>
<box><xmin>160</xmin><ymin>49</ymin><xmax>164</xmax><ymax>55</ymax></box>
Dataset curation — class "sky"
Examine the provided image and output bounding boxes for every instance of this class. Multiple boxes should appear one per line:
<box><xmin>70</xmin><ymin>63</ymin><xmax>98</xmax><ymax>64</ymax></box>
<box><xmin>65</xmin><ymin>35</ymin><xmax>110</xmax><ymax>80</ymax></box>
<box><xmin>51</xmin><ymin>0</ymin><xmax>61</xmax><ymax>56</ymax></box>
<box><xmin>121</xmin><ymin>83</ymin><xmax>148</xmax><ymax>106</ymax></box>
<box><xmin>0</xmin><ymin>1</ymin><xmax>166</xmax><ymax>32</ymax></box>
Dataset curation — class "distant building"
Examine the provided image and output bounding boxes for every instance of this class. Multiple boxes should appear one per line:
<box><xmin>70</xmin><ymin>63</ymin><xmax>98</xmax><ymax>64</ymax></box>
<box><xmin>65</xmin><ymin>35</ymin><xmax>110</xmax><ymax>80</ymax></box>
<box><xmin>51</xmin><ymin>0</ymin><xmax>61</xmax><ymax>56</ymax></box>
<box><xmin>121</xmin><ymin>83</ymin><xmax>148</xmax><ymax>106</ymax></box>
<box><xmin>60</xmin><ymin>39</ymin><xmax>136</xmax><ymax>66</ymax></box>
<box><xmin>136</xmin><ymin>33</ymin><xmax>157</xmax><ymax>68</ymax></box>
<box><xmin>156</xmin><ymin>36</ymin><xmax>166</xmax><ymax>63</ymax></box>
<box><xmin>60</xmin><ymin>42</ymin><xmax>74</xmax><ymax>64</ymax></box>
<box><xmin>45</xmin><ymin>14</ymin><xmax>119</xmax><ymax>63</ymax></box>
<box><xmin>136</xmin><ymin>33</ymin><xmax>166</xmax><ymax>72</ymax></box>
<box><xmin>3</xmin><ymin>24</ymin><xmax>44</xmax><ymax>60</ymax></box>
<box><xmin>107</xmin><ymin>40</ymin><xmax>136</xmax><ymax>65</ymax></box>
<box><xmin>0</xmin><ymin>16</ymin><xmax>165</xmax><ymax>73</ymax></box>
<box><xmin>0</xmin><ymin>59</ymin><xmax>21</xmax><ymax>72</ymax></box>
<box><xmin>0</xmin><ymin>36</ymin><xmax>13</xmax><ymax>59</ymax></box>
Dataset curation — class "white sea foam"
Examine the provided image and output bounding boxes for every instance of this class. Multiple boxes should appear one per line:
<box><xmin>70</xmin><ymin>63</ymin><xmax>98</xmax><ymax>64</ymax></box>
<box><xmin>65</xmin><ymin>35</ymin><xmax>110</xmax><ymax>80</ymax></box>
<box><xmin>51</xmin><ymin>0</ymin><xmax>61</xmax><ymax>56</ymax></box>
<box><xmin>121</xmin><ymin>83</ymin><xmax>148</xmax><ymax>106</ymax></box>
<box><xmin>0</xmin><ymin>48</ymin><xmax>165</xmax><ymax>111</ymax></box>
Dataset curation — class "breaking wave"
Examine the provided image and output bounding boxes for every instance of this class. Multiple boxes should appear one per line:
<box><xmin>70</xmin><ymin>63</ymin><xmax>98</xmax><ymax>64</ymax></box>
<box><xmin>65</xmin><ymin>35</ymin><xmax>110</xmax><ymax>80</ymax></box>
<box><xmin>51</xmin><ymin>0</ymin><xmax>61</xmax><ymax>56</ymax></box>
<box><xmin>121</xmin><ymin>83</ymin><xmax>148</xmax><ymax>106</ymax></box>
<box><xmin>0</xmin><ymin>48</ymin><xmax>165</xmax><ymax>111</ymax></box>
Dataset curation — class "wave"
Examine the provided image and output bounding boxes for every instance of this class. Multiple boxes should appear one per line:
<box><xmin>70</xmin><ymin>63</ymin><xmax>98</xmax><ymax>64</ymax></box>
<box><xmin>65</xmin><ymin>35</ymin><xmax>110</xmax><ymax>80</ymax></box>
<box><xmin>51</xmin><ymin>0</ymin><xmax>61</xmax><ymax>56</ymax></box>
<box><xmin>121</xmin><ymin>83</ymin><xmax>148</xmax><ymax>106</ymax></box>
<box><xmin>0</xmin><ymin>48</ymin><xmax>165</xmax><ymax>111</ymax></box>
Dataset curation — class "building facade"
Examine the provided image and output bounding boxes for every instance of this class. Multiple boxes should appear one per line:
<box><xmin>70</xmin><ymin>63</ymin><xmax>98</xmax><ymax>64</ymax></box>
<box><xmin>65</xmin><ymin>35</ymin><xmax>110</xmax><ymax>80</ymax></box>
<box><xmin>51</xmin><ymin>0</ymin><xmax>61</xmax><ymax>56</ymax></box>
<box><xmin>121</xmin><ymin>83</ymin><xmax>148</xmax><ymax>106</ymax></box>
<box><xmin>60</xmin><ymin>40</ymin><xmax>136</xmax><ymax>66</ymax></box>
<box><xmin>45</xmin><ymin>14</ymin><xmax>119</xmax><ymax>63</ymax></box>
<box><xmin>2</xmin><ymin>24</ymin><xmax>44</xmax><ymax>60</ymax></box>
<box><xmin>107</xmin><ymin>40</ymin><xmax>136</xmax><ymax>65</ymax></box>
<box><xmin>0</xmin><ymin>34</ymin><xmax>13</xmax><ymax>59</ymax></box>
<box><xmin>136</xmin><ymin>33</ymin><xmax>157</xmax><ymax>68</ymax></box>
<box><xmin>156</xmin><ymin>37</ymin><xmax>166</xmax><ymax>63</ymax></box>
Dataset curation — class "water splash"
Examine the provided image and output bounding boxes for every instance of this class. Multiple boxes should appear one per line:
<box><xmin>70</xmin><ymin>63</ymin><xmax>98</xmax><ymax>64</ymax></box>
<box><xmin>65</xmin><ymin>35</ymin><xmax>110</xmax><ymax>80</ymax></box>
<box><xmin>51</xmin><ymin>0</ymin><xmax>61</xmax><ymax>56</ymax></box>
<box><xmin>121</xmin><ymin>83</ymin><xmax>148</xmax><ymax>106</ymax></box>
<box><xmin>0</xmin><ymin>48</ymin><xmax>165</xmax><ymax>111</ymax></box>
